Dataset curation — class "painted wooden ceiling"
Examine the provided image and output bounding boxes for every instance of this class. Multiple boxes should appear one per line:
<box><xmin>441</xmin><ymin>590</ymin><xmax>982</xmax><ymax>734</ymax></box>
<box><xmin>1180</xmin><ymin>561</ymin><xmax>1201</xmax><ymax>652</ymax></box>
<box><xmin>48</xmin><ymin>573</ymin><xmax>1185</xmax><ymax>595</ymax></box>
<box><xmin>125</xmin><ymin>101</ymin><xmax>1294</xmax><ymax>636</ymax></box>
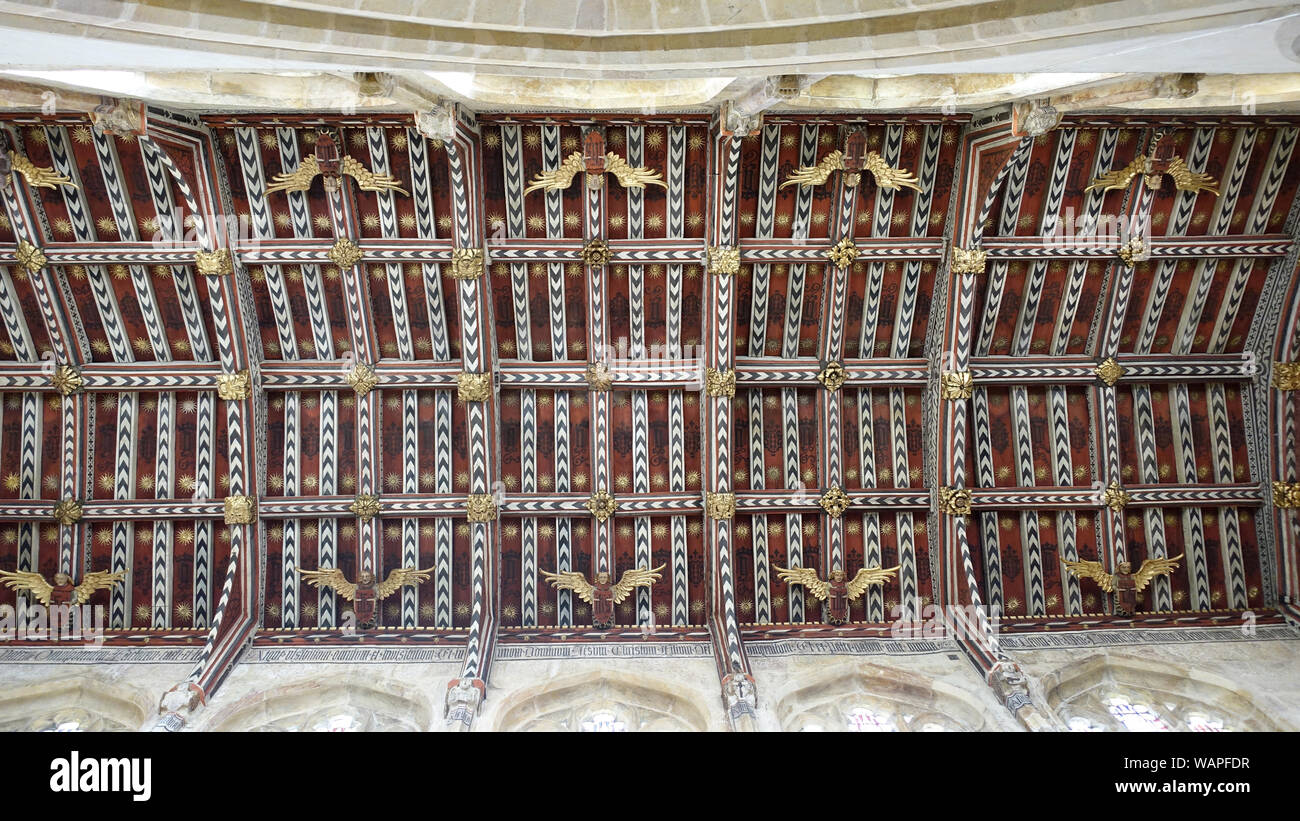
<box><xmin>0</xmin><ymin>105</ymin><xmax>1297</xmax><ymax>701</ymax></box>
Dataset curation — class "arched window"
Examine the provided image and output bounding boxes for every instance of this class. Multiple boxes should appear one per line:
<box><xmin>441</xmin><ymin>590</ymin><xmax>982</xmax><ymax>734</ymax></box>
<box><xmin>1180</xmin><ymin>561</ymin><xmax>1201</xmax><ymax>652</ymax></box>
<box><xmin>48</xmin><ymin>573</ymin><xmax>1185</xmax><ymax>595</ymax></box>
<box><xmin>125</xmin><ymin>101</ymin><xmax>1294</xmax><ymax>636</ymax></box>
<box><xmin>1105</xmin><ymin>695</ymin><xmax>1170</xmax><ymax>732</ymax></box>
<box><xmin>776</xmin><ymin>663</ymin><xmax>990</xmax><ymax>732</ymax></box>
<box><xmin>0</xmin><ymin>678</ymin><xmax>147</xmax><ymax>732</ymax></box>
<box><xmin>31</xmin><ymin>708</ymin><xmax>97</xmax><ymax>732</ymax></box>
<box><xmin>846</xmin><ymin>707</ymin><xmax>898</xmax><ymax>732</ymax></box>
<box><xmin>1066</xmin><ymin>715</ymin><xmax>1105</xmax><ymax>732</ymax></box>
<box><xmin>493</xmin><ymin>672</ymin><xmax>713</xmax><ymax>732</ymax></box>
<box><xmin>204</xmin><ymin>679</ymin><xmax>429</xmax><ymax>732</ymax></box>
<box><xmin>580</xmin><ymin>711</ymin><xmax>627</xmax><ymax>732</ymax></box>
<box><xmin>1186</xmin><ymin>712</ymin><xmax>1227</xmax><ymax>732</ymax></box>
<box><xmin>1044</xmin><ymin>655</ymin><xmax>1271</xmax><ymax>732</ymax></box>
<box><xmin>307</xmin><ymin>709</ymin><xmax>368</xmax><ymax>732</ymax></box>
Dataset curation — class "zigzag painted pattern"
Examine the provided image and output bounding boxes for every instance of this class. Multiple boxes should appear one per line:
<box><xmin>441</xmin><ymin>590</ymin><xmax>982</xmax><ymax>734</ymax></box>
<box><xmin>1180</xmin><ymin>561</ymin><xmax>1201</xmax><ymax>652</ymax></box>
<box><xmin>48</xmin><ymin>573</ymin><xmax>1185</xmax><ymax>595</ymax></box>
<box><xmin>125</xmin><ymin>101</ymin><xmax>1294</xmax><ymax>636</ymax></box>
<box><xmin>627</xmin><ymin>126</ymin><xmax>645</xmax><ymax>239</ymax></box>
<box><xmin>782</xmin><ymin>387</ymin><xmax>803</xmax><ymax>621</ymax></box>
<box><xmin>718</xmin><ymin>137</ymin><xmax>742</xmax><ymax>242</ymax></box>
<box><xmin>368</xmin><ymin>127</ymin><xmax>415</xmax><ymax>360</ymax></box>
<box><xmin>150</xmin><ymin>393</ymin><xmax>174</xmax><ymax>627</ymax></box>
<box><xmin>1170</xmin><ymin>385</ymin><xmax>1211</xmax><ymax>609</ymax></box>
<box><xmin>279</xmin><ymin>129</ymin><xmax>336</xmax><ymax>360</ymax></box>
<box><xmin>58</xmin><ymin>398</ymin><xmax>80</xmax><ymax>572</ymax></box>
<box><xmin>1133</xmin><ymin>385</ymin><xmax>1173</xmax><ymax>610</ymax></box>
<box><xmin>140</xmin><ymin>140</ymin><xmax>213</xmax><ymax>360</ymax></box>
<box><xmin>0</xmin><ymin>185</ymin><xmax>72</xmax><ymax>361</ymax></box>
<box><xmin>872</xmin><ymin>125</ymin><xmax>903</xmax><ymax>237</ymax></box>
<box><xmin>975</xmin><ymin>140</ymin><xmax>1033</xmax><ymax>355</ymax></box>
<box><xmin>111</xmin><ymin>394</ymin><xmax>136</xmax><ymax>627</ymax></box>
<box><xmin>521</xmin><ymin>389</ymin><xmax>537</xmax><ymax>625</ymax></box>
<box><xmin>1207</xmin><ymin>384</ymin><xmax>1247</xmax><ymax>608</ymax></box>
<box><xmin>1136</xmin><ymin>128</ymin><xmax>1213</xmax><ymax>354</ymax></box>
<box><xmin>972</xmin><ymin>389</ymin><xmax>1003</xmax><ymax>613</ymax></box>
<box><xmin>1210</xmin><ymin>128</ymin><xmax>1297</xmax><ymax>352</ymax></box>
<box><xmin>891</xmin><ymin>389</ymin><xmax>919</xmax><ymax>616</ymax></box>
<box><xmin>554</xmin><ymin>390</ymin><xmax>572</xmax><ymax>625</ymax></box>
<box><xmin>1173</xmin><ymin>128</ymin><xmax>1256</xmax><ymax>354</ymax></box>
<box><xmin>399</xmin><ymin>391</ymin><xmax>419</xmax><ymax>626</ymax></box>
<box><xmin>0</xmin><ymin>265</ymin><xmax>35</xmax><ymax>361</ymax></box>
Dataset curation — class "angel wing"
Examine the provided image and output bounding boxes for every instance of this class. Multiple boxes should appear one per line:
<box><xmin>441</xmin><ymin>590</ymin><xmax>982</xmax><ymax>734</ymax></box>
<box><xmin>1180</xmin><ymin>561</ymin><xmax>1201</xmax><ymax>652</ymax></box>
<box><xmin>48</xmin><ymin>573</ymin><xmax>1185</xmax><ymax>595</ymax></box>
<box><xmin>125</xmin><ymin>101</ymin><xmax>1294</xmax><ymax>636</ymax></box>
<box><xmin>72</xmin><ymin>570</ymin><xmax>125</xmax><ymax>605</ymax></box>
<box><xmin>8</xmin><ymin>152</ymin><xmax>76</xmax><ymax>190</ymax></box>
<box><xmin>340</xmin><ymin>155</ymin><xmax>410</xmax><ymax>196</ymax></box>
<box><xmin>863</xmin><ymin>151</ymin><xmax>922</xmax><ymax>192</ymax></box>
<box><xmin>297</xmin><ymin>567</ymin><xmax>357</xmax><ymax>600</ymax></box>
<box><xmin>609</xmin><ymin>564</ymin><xmax>666</xmax><ymax>604</ymax></box>
<box><xmin>1085</xmin><ymin>156</ymin><xmax>1144</xmax><ymax>193</ymax></box>
<box><xmin>773</xmin><ymin>565</ymin><xmax>831</xmax><ymax>602</ymax></box>
<box><xmin>1133</xmin><ymin>554</ymin><xmax>1183</xmax><ymax>593</ymax></box>
<box><xmin>523</xmin><ymin>151</ymin><xmax>584</xmax><ymax>195</ymax></box>
<box><xmin>0</xmin><ymin>570</ymin><xmax>54</xmax><ymax>605</ymax></box>
<box><xmin>1060</xmin><ymin>558</ymin><xmax>1116</xmax><ymax>593</ymax></box>
<box><xmin>1164</xmin><ymin>157</ymin><xmax>1219</xmax><ymax>196</ymax></box>
<box><xmin>603</xmin><ymin>153</ymin><xmax>667</xmax><ymax>190</ymax></box>
<box><xmin>780</xmin><ymin>150</ymin><xmax>845</xmax><ymax>189</ymax></box>
<box><xmin>541</xmin><ymin>569</ymin><xmax>596</xmax><ymax>603</ymax></box>
<box><xmin>845</xmin><ymin>565</ymin><xmax>900</xmax><ymax>601</ymax></box>
<box><xmin>265</xmin><ymin>154</ymin><xmax>321</xmax><ymax>195</ymax></box>
<box><xmin>374</xmin><ymin>566</ymin><xmax>433</xmax><ymax>599</ymax></box>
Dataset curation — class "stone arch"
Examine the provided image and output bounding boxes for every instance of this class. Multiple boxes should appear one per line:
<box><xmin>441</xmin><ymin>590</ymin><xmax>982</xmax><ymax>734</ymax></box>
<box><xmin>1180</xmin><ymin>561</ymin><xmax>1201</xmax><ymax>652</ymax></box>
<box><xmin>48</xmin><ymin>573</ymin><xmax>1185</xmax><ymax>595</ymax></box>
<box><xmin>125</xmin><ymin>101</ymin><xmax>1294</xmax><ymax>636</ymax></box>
<box><xmin>0</xmin><ymin>675</ymin><xmax>151</xmax><ymax>731</ymax></box>
<box><xmin>492</xmin><ymin>670</ymin><xmax>712</xmax><ymax>732</ymax></box>
<box><xmin>1042</xmin><ymin>653</ymin><xmax>1286</xmax><ymax>732</ymax></box>
<box><xmin>202</xmin><ymin>675</ymin><xmax>433</xmax><ymax>732</ymax></box>
<box><xmin>773</xmin><ymin>662</ymin><xmax>993</xmax><ymax>732</ymax></box>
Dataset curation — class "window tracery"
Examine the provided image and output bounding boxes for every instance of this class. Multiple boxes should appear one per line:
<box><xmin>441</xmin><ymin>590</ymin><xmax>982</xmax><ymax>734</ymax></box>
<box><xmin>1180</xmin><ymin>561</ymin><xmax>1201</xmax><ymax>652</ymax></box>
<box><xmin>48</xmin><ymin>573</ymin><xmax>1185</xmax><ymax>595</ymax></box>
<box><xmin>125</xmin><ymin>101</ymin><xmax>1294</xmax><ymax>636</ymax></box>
<box><xmin>1045</xmin><ymin>656</ymin><xmax>1271</xmax><ymax>731</ymax></box>
<box><xmin>493</xmin><ymin>672</ymin><xmax>711</xmax><ymax>731</ymax></box>
<box><xmin>778</xmin><ymin>664</ymin><xmax>989</xmax><ymax>732</ymax></box>
<box><xmin>0</xmin><ymin>678</ymin><xmax>146</xmax><ymax>732</ymax></box>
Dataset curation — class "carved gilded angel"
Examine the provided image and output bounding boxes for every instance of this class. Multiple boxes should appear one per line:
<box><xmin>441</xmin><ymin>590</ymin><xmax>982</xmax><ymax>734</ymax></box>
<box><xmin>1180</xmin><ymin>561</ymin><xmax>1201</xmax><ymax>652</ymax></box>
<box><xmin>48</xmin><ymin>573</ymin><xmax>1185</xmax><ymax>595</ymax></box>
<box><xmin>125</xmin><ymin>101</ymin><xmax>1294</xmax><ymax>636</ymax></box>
<box><xmin>780</xmin><ymin>150</ymin><xmax>922</xmax><ymax>192</ymax></box>
<box><xmin>523</xmin><ymin>151</ymin><xmax>667</xmax><ymax>194</ymax></box>
<box><xmin>1086</xmin><ymin>155</ymin><xmax>1218</xmax><ymax>196</ymax></box>
<box><xmin>297</xmin><ymin>566</ymin><xmax>431</xmax><ymax>627</ymax></box>
<box><xmin>1060</xmin><ymin>554</ymin><xmax>1183</xmax><ymax>616</ymax></box>
<box><xmin>0</xmin><ymin>569</ymin><xmax>124</xmax><ymax>606</ymax></box>
<box><xmin>774</xmin><ymin>565</ymin><xmax>899</xmax><ymax>625</ymax></box>
<box><xmin>265</xmin><ymin>154</ymin><xmax>409</xmax><ymax>196</ymax></box>
<box><xmin>541</xmin><ymin>564</ymin><xmax>665</xmax><ymax>628</ymax></box>
<box><xmin>7</xmin><ymin>151</ymin><xmax>77</xmax><ymax>190</ymax></box>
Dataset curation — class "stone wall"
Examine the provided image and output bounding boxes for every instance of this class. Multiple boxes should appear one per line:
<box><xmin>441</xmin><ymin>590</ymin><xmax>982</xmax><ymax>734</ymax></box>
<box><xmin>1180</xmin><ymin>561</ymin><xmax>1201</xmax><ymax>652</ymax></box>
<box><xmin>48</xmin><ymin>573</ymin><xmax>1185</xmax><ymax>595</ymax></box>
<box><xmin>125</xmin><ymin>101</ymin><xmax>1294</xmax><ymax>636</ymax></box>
<box><xmin>1</xmin><ymin>633</ymin><xmax>1295</xmax><ymax>730</ymax></box>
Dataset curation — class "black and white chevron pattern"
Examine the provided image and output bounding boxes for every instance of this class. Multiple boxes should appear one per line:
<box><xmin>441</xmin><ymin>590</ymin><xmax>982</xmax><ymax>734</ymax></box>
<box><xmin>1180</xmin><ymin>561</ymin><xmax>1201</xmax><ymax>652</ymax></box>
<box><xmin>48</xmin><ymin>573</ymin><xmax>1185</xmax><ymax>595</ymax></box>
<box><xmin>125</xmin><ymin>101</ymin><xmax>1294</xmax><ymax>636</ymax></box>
<box><xmin>976</xmin><ymin>139</ymin><xmax>1033</xmax><ymax>356</ymax></box>
<box><xmin>111</xmin><ymin>394</ymin><xmax>136</xmax><ymax>627</ymax></box>
<box><xmin>318</xmin><ymin>388</ymin><xmax>338</xmax><ymax>627</ymax></box>
<box><xmin>782</xmin><ymin>387</ymin><xmax>803</xmax><ymax>621</ymax></box>
<box><xmin>971</xmin><ymin>388</ymin><xmax>1003</xmax><ymax>614</ymax></box>
<box><xmin>1207</xmin><ymin>384</ymin><xmax>1247</xmax><ymax>608</ymax></box>
<box><xmin>194</xmin><ymin>392</ymin><xmax>214</xmax><ymax>627</ymax></box>
<box><xmin>1173</xmin><ymin>128</ymin><xmax>1256</xmax><ymax>354</ymax></box>
<box><xmin>1132</xmin><ymin>385</ymin><xmax>1172</xmax><ymax>610</ymax></box>
<box><xmin>151</xmin><ymin>393</ymin><xmax>174</xmax><ymax>627</ymax></box>
<box><xmin>891</xmin><ymin>389</ymin><xmax>919</xmax><ymax>618</ymax></box>
<box><xmin>1135</xmin><ymin>128</ymin><xmax>1213</xmax><ymax>354</ymax></box>
<box><xmin>1170</xmin><ymin>384</ymin><xmax>1211</xmax><ymax>609</ymax></box>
